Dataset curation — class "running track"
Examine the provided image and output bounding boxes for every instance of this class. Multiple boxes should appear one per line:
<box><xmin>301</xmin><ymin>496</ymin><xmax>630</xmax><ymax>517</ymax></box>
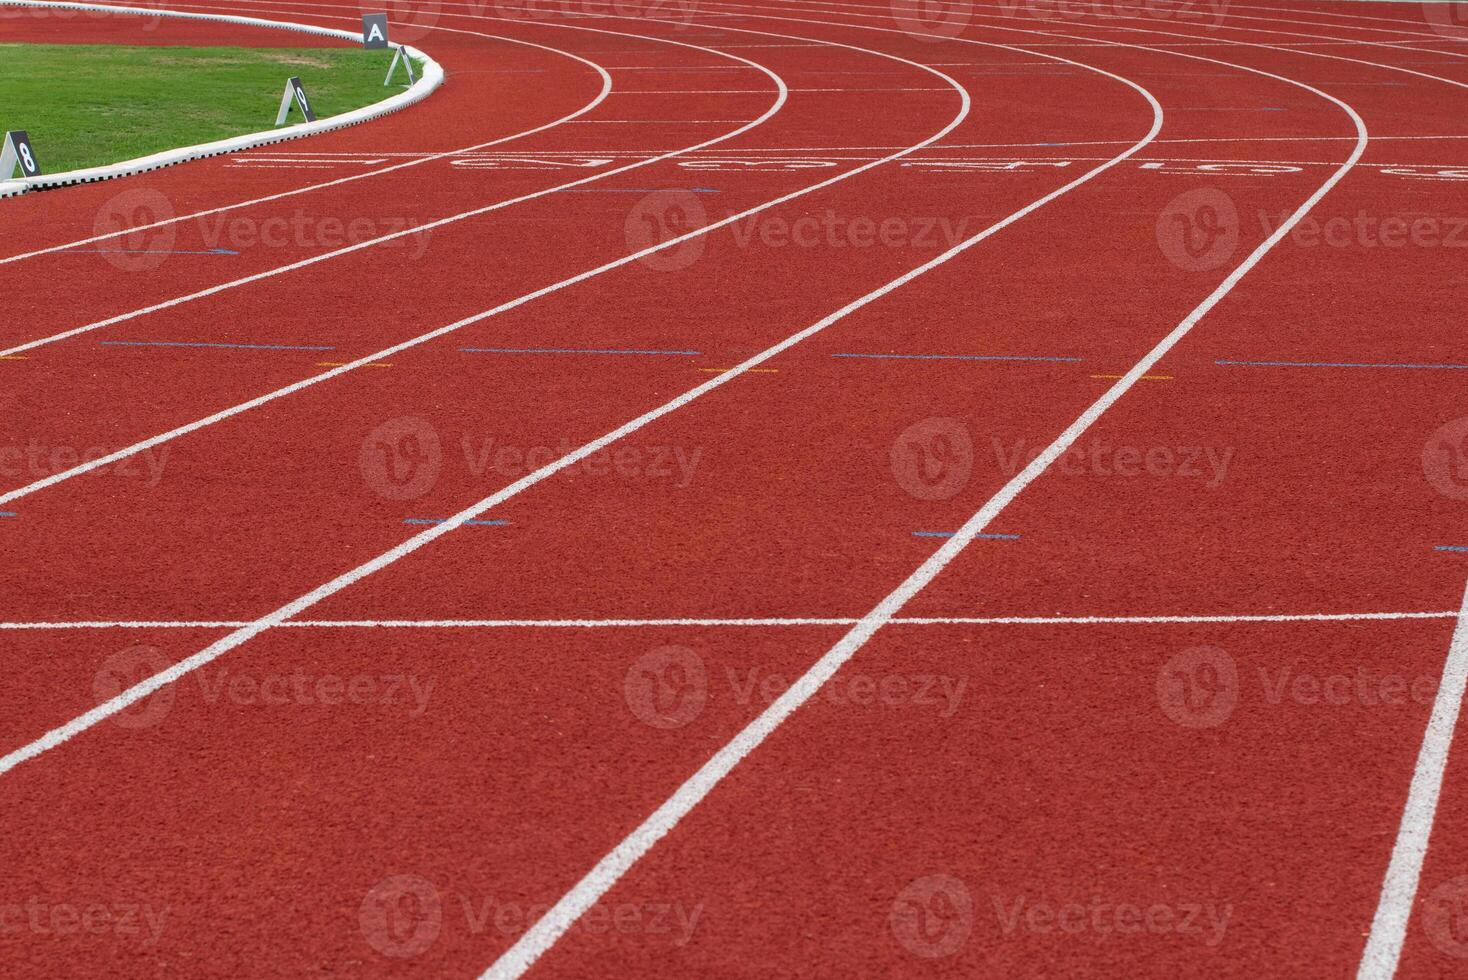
<box><xmin>3</xmin><ymin>0</ymin><xmax>1468</xmax><ymax>975</ymax></box>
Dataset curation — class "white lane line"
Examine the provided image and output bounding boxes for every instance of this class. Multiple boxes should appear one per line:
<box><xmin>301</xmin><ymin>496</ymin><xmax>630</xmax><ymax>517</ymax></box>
<box><xmin>1358</xmin><ymin>580</ymin><xmax>1468</xmax><ymax>980</ymax></box>
<box><xmin>0</xmin><ymin>30</ymin><xmax>988</xmax><ymax>778</ymax></box>
<box><xmin>0</xmin><ymin>611</ymin><xmax>1458</xmax><ymax>630</ymax></box>
<box><xmin>0</xmin><ymin>19</ymin><xmax>977</xmax><ymax>508</ymax></box>
<box><xmin>0</xmin><ymin>12</ymin><xmax>785</xmax><ymax>360</ymax></box>
<box><xmin>0</xmin><ymin>25</ymin><xmax>616</xmax><ymax>267</ymax></box>
<box><xmin>480</xmin><ymin>34</ymin><xmax>1368</xmax><ymax>980</ymax></box>
<box><xmin>710</xmin><ymin>0</ymin><xmax>1468</xmax><ymax>81</ymax></box>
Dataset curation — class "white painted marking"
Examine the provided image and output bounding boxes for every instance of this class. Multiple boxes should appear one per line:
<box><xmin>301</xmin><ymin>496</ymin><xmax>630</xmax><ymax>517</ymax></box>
<box><xmin>1358</xmin><ymin>581</ymin><xmax>1468</xmax><ymax>980</ymax></box>
<box><xmin>479</xmin><ymin>24</ymin><xmax>1368</xmax><ymax>977</ymax></box>
<box><xmin>0</xmin><ymin>25</ymin><xmax>613</xmax><ymax>266</ymax></box>
<box><xmin>0</xmin><ymin>611</ymin><xmax>1456</xmax><ymax>630</ymax></box>
<box><xmin>0</xmin><ymin>26</ymin><xmax>991</xmax><ymax>507</ymax></box>
<box><xmin>0</xmin><ymin>29</ymin><xmax>984</xmax><ymax>777</ymax></box>
<box><xmin>0</xmin><ymin>20</ymin><xmax>783</xmax><ymax>358</ymax></box>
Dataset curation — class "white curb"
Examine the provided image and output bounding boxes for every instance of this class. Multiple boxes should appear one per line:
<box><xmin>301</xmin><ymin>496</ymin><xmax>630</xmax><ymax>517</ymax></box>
<box><xmin>0</xmin><ymin>0</ymin><xmax>443</xmax><ymax>198</ymax></box>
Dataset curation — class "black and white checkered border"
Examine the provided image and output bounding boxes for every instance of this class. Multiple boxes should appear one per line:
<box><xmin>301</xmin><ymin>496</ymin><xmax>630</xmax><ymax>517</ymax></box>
<box><xmin>0</xmin><ymin>0</ymin><xmax>443</xmax><ymax>198</ymax></box>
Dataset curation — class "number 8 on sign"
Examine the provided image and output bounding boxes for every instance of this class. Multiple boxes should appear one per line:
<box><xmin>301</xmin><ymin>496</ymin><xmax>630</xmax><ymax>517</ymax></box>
<box><xmin>1</xmin><ymin>131</ymin><xmax>41</xmax><ymax>179</ymax></box>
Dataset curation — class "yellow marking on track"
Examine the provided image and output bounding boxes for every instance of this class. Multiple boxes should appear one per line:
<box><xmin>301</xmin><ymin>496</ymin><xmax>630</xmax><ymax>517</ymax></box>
<box><xmin>318</xmin><ymin>361</ymin><xmax>392</xmax><ymax>368</ymax></box>
<box><xmin>699</xmin><ymin>367</ymin><xmax>779</xmax><ymax>374</ymax></box>
<box><xmin>0</xmin><ymin>355</ymin><xmax>29</xmax><ymax>361</ymax></box>
<box><xmin>1091</xmin><ymin>373</ymin><xmax>1172</xmax><ymax>381</ymax></box>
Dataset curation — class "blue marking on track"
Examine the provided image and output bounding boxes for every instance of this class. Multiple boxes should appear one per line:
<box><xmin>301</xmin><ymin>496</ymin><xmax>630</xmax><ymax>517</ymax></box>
<box><xmin>1436</xmin><ymin>546</ymin><xmax>1468</xmax><ymax>553</ymax></box>
<box><xmin>403</xmin><ymin>518</ymin><xmax>508</xmax><ymax>527</ymax></box>
<box><xmin>1218</xmin><ymin>359</ymin><xmax>1468</xmax><ymax>371</ymax></box>
<box><xmin>0</xmin><ymin>511</ymin><xmax>15</xmax><ymax>518</ymax></box>
<box><xmin>62</xmin><ymin>247</ymin><xmax>238</xmax><ymax>255</ymax></box>
<box><xmin>834</xmin><ymin>352</ymin><xmax>1079</xmax><ymax>363</ymax></box>
<box><xmin>461</xmin><ymin>347</ymin><xmax>700</xmax><ymax>357</ymax></box>
<box><xmin>101</xmin><ymin>340</ymin><xmax>334</xmax><ymax>351</ymax></box>
<box><xmin>912</xmin><ymin>531</ymin><xmax>1021</xmax><ymax>540</ymax></box>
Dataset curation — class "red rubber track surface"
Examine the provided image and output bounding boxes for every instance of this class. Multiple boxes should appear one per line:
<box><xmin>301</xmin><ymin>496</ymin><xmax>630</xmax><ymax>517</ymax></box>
<box><xmin>3</xmin><ymin>0</ymin><xmax>1468</xmax><ymax>976</ymax></box>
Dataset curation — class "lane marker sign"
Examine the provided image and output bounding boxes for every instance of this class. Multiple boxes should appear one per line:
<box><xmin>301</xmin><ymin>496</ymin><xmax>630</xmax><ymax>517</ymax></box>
<box><xmin>1</xmin><ymin>131</ymin><xmax>41</xmax><ymax>179</ymax></box>
<box><xmin>274</xmin><ymin>77</ymin><xmax>317</xmax><ymax>126</ymax></box>
<box><xmin>386</xmin><ymin>47</ymin><xmax>416</xmax><ymax>86</ymax></box>
<box><xmin>362</xmin><ymin>13</ymin><xmax>389</xmax><ymax>49</ymax></box>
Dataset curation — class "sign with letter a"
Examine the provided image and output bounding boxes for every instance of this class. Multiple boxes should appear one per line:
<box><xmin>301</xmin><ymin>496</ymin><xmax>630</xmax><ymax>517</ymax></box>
<box><xmin>362</xmin><ymin>13</ymin><xmax>389</xmax><ymax>49</ymax></box>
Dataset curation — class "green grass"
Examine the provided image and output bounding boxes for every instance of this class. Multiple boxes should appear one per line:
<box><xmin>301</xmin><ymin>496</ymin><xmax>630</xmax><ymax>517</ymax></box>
<box><xmin>0</xmin><ymin>43</ymin><xmax>408</xmax><ymax>174</ymax></box>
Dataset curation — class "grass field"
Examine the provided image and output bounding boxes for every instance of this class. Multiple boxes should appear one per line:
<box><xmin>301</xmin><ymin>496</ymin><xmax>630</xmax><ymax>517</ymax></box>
<box><xmin>0</xmin><ymin>43</ymin><xmax>405</xmax><ymax>173</ymax></box>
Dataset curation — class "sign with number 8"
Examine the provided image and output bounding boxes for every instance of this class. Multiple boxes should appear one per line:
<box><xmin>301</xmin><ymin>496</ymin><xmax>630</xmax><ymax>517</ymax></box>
<box><xmin>1</xmin><ymin>130</ymin><xmax>41</xmax><ymax>179</ymax></box>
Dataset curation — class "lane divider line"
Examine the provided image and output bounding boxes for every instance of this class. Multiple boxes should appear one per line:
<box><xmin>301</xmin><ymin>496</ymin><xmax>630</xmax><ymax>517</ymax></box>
<box><xmin>0</xmin><ymin>610</ymin><xmax>1461</xmax><ymax>630</ymax></box>
<box><xmin>1359</xmin><ymin>580</ymin><xmax>1468</xmax><ymax>980</ymax></box>
<box><xmin>479</xmin><ymin>26</ymin><xmax>1366</xmax><ymax>977</ymax></box>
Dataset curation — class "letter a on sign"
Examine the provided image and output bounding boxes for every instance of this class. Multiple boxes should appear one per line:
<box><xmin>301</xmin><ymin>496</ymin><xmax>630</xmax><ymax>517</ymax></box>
<box><xmin>274</xmin><ymin>76</ymin><xmax>317</xmax><ymax>126</ymax></box>
<box><xmin>362</xmin><ymin>13</ymin><xmax>389</xmax><ymax>49</ymax></box>
<box><xmin>0</xmin><ymin>130</ymin><xmax>41</xmax><ymax>179</ymax></box>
